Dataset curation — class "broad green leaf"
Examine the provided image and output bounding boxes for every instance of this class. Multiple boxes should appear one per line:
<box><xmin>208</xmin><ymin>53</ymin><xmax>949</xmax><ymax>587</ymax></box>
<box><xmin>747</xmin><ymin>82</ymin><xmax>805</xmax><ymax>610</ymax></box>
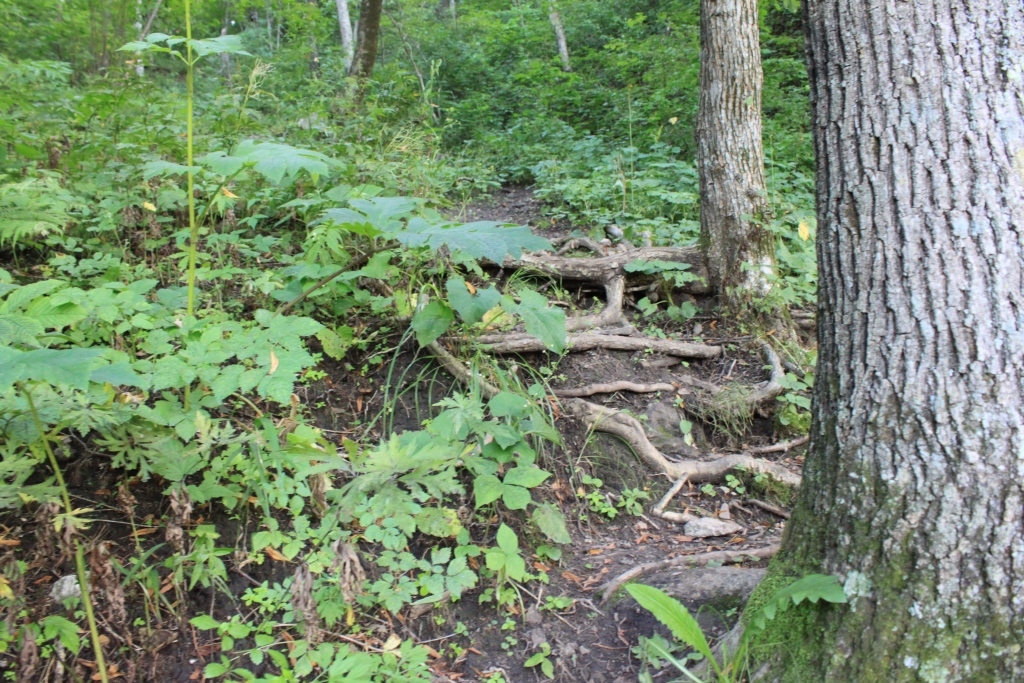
<box><xmin>473</xmin><ymin>474</ymin><xmax>504</xmax><ymax>508</ymax></box>
<box><xmin>501</xmin><ymin>485</ymin><xmax>532</xmax><ymax>510</ymax></box>
<box><xmin>0</xmin><ymin>347</ymin><xmax>106</xmax><ymax>390</ymax></box>
<box><xmin>496</xmin><ymin>523</ymin><xmax>519</xmax><ymax>553</ymax></box>
<box><xmin>531</xmin><ymin>503</ymin><xmax>572</xmax><ymax>544</ymax></box>
<box><xmin>504</xmin><ymin>466</ymin><xmax>550</xmax><ymax>489</ymax></box>
<box><xmin>41</xmin><ymin>616</ymin><xmax>81</xmax><ymax>654</ymax></box>
<box><xmin>24</xmin><ymin>300</ymin><xmax>87</xmax><ymax>329</ymax></box>
<box><xmin>190</xmin><ymin>614</ymin><xmax>220</xmax><ymax>630</ymax></box>
<box><xmin>90</xmin><ymin>362</ymin><xmax>144</xmax><ymax>387</ymax></box>
<box><xmin>397</xmin><ymin>218</ymin><xmax>551</xmax><ymax>262</ymax></box>
<box><xmin>411</xmin><ymin>300</ymin><xmax>454</xmax><ymax>347</ymax></box>
<box><xmin>511</xmin><ymin>290</ymin><xmax>566</xmax><ymax>353</ymax></box>
<box><xmin>446</xmin><ymin>277</ymin><xmax>501</xmax><ymax>324</ymax></box>
<box><xmin>188</xmin><ymin>34</ymin><xmax>251</xmax><ymax>58</ymax></box>
<box><xmin>196</xmin><ymin>151</ymin><xmax>248</xmax><ymax>178</ymax></box>
<box><xmin>233</xmin><ymin>140</ymin><xmax>338</xmax><ymax>184</ymax></box>
<box><xmin>4</xmin><ymin>279</ymin><xmax>63</xmax><ymax>310</ymax></box>
<box><xmin>487</xmin><ymin>390</ymin><xmax>531</xmax><ymax>419</ymax></box>
<box><xmin>625</xmin><ymin>584</ymin><xmax>718</xmax><ymax>671</ymax></box>
<box><xmin>142</xmin><ymin>160</ymin><xmax>200</xmax><ymax>180</ymax></box>
<box><xmin>0</xmin><ymin>314</ymin><xmax>44</xmax><ymax>346</ymax></box>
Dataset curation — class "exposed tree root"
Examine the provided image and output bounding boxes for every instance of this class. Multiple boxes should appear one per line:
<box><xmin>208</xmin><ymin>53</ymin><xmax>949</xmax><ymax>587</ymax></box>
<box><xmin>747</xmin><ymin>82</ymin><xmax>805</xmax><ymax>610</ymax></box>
<box><xmin>426</xmin><ymin>341</ymin><xmax>500</xmax><ymax>400</ymax></box>
<box><xmin>744</xmin><ymin>435</ymin><xmax>808</xmax><ymax>454</ymax></box>
<box><xmin>651</xmin><ymin>476</ymin><xmax>696</xmax><ymax>524</ymax></box>
<box><xmin>476</xmin><ymin>332</ymin><xmax>722</xmax><ymax>359</ymax></box>
<box><xmin>553</xmin><ymin>381</ymin><xmax>679</xmax><ymax>398</ymax></box>
<box><xmin>504</xmin><ymin>245</ymin><xmax>710</xmax><ymax>294</ymax></box>
<box><xmin>745</xmin><ymin>498</ymin><xmax>791</xmax><ymax>519</ymax></box>
<box><xmin>561</xmin><ymin>398</ymin><xmax>802</xmax><ymax>487</ymax></box>
<box><xmin>597</xmin><ymin>544</ymin><xmax>780</xmax><ymax>603</ymax></box>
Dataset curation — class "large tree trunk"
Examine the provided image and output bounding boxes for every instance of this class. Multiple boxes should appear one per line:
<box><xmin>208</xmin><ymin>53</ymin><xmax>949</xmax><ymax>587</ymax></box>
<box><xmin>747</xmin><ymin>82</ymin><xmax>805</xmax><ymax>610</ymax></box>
<box><xmin>548</xmin><ymin>0</ymin><xmax>571</xmax><ymax>72</ymax></box>
<box><xmin>335</xmin><ymin>0</ymin><xmax>354</xmax><ymax>72</ymax></box>
<box><xmin>696</xmin><ymin>0</ymin><xmax>772</xmax><ymax>312</ymax></box>
<box><xmin>750</xmin><ymin>0</ymin><xmax>1024</xmax><ymax>680</ymax></box>
<box><xmin>349</xmin><ymin>0</ymin><xmax>382</xmax><ymax>80</ymax></box>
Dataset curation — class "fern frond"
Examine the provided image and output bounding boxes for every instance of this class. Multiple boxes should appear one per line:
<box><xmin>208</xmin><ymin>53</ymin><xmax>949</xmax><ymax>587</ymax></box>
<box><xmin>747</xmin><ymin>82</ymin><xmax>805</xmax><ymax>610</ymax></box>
<box><xmin>0</xmin><ymin>179</ymin><xmax>75</xmax><ymax>248</ymax></box>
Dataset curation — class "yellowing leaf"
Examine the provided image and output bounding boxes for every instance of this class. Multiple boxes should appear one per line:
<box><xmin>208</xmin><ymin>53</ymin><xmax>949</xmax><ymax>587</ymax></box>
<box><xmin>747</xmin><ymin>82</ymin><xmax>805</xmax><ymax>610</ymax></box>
<box><xmin>383</xmin><ymin>633</ymin><xmax>402</xmax><ymax>653</ymax></box>
<box><xmin>268</xmin><ymin>351</ymin><xmax>279</xmax><ymax>375</ymax></box>
<box><xmin>798</xmin><ymin>220</ymin><xmax>810</xmax><ymax>241</ymax></box>
<box><xmin>142</xmin><ymin>202</ymin><xmax>157</xmax><ymax>212</ymax></box>
<box><xmin>264</xmin><ymin>547</ymin><xmax>288</xmax><ymax>562</ymax></box>
<box><xmin>669</xmin><ymin>117</ymin><xmax>679</xmax><ymax>125</ymax></box>
<box><xmin>221</xmin><ymin>187</ymin><xmax>239</xmax><ymax>198</ymax></box>
<box><xmin>0</xmin><ymin>576</ymin><xmax>13</xmax><ymax>600</ymax></box>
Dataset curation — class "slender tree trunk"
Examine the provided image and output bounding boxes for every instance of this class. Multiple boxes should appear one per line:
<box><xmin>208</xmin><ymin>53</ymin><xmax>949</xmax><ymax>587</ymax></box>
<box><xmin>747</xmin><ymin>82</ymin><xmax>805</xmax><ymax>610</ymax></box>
<box><xmin>750</xmin><ymin>0</ymin><xmax>1024</xmax><ymax>680</ymax></box>
<box><xmin>138</xmin><ymin>0</ymin><xmax>163</xmax><ymax>38</ymax></box>
<box><xmin>696</xmin><ymin>0</ymin><xmax>772</xmax><ymax>312</ymax></box>
<box><xmin>349</xmin><ymin>0</ymin><xmax>383</xmax><ymax>80</ymax></box>
<box><xmin>335</xmin><ymin>0</ymin><xmax>354</xmax><ymax>72</ymax></box>
<box><xmin>548</xmin><ymin>0</ymin><xmax>571</xmax><ymax>72</ymax></box>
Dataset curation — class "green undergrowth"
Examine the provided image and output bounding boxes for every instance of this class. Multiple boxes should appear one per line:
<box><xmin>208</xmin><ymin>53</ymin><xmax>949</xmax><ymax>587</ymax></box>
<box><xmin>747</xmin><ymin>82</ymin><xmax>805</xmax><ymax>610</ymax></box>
<box><xmin>0</xmin><ymin>2</ymin><xmax>819</xmax><ymax>680</ymax></box>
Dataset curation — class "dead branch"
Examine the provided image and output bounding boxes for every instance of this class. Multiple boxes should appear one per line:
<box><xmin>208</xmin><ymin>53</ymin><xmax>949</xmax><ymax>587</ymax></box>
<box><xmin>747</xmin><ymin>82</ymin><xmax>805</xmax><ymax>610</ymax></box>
<box><xmin>562</xmin><ymin>398</ymin><xmax>802</xmax><ymax>487</ymax></box>
<box><xmin>478</xmin><ymin>332</ymin><xmax>722</xmax><ymax>359</ymax></box>
<box><xmin>598</xmin><ymin>544</ymin><xmax>780</xmax><ymax>603</ymax></box>
<box><xmin>553</xmin><ymin>381</ymin><xmax>678</xmax><ymax>398</ymax></box>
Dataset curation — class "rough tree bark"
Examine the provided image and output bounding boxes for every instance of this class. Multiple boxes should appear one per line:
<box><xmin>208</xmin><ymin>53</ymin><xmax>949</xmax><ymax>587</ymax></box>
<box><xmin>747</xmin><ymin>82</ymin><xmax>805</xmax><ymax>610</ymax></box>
<box><xmin>348</xmin><ymin>0</ymin><xmax>383</xmax><ymax>80</ymax></box>
<box><xmin>548</xmin><ymin>0</ymin><xmax>571</xmax><ymax>72</ymax></box>
<box><xmin>749</xmin><ymin>0</ymin><xmax>1024</xmax><ymax>680</ymax></box>
<box><xmin>696</xmin><ymin>0</ymin><xmax>773</xmax><ymax>312</ymax></box>
<box><xmin>335</xmin><ymin>0</ymin><xmax>354</xmax><ymax>72</ymax></box>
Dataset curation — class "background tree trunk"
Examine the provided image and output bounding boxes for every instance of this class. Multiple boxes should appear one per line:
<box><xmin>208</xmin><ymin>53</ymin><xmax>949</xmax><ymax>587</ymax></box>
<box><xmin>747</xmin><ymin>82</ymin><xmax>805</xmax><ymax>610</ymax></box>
<box><xmin>335</xmin><ymin>0</ymin><xmax>354</xmax><ymax>72</ymax></box>
<box><xmin>696</xmin><ymin>0</ymin><xmax>772</xmax><ymax>312</ymax></box>
<box><xmin>750</xmin><ymin>0</ymin><xmax>1024</xmax><ymax>680</ymax></box>
<box><xmin>349</xmin><ymin>0</ymin><xmax>383</xmax><ymax>80</ymax></box>
<box><xmin>548</xmin><ymin>0</ymin><xmax>571</xmax><ymax>72</ymax></box>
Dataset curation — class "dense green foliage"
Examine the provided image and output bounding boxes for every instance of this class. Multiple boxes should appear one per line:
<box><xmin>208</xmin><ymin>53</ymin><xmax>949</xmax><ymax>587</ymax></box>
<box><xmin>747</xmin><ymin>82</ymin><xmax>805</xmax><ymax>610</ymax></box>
<box><xmin>0</xmin><ymin>1</ymin><xmax>817</xmax><ymax>680</ymax></box>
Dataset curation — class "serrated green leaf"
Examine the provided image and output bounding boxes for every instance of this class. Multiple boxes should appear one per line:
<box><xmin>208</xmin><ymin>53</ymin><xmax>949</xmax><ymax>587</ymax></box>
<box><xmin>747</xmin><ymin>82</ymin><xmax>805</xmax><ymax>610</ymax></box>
<box><xmin>501</xmin><ymin>485</ymin><xmax>532</xmax><ymax>510</ymax></box>
<box><xmin>188</xmin><ymin>34</ymin><xmax>251</xmax><ymax>58</ymax></box>
<box><xmin>446</xmin><ymin>277</ymin><xmax>501</xmax><ymax>324</ymax></box>
<box><xmin>142</xmin><ymin>160</ymin><xmax>201</xmax><ymax>180</ymax></box>
<box><xmin>397</xmin><ymin>218</ymin><xmax>551</xmax><ymax>262</ymax></box>
<box><xmin>474</xmin><ymin>474</ymin><xmax>504</xmax><ymax>508</ymax></box>
<box><xmin>233</xmin><ymin>140</ymin><xmax>338</xmax><ymax>184</ymax></box>
<box><xmin>504</xmin><ymin>466</ymin><xmax>550</xmax><ymax>489</ymax></box>
<box><xmin>196</xmin><ymin>151</ymin><xmax>248</xmax><ymax>177</ymax></box>
<box><xmin>190</xmin><ymin>614</ymin><xmax>220</xmax><ymax>630</ymax></box>
<box><xmin>488</xmin><ymin>390</ymin><xmax>530</xmax><ymax>419</ymax></box>
<box><xmin>0</xmin><ymin>314</ymin><xmax>44</xmax><ymax>345</ymax></box>
<box><xmin>411</xmin><ymin>300</ymin><xmax>454</xmax><ymax>347</ymax></box>
<box><xmin>415</xmin><ymin>508</ymin><xmax>462</xmax><ymax>537</ymax></box>
<box><xmin>532</xmin><ymin>503</ymin><xmax>571</xmax><ymax>544</ymax></box>
<box><xmin>512</xmin><ymin>290</ymin><xmax>566</xmax><ymax>353</ymax></box>
<box><xmin>496</xmin><ymin>523</ymin><xmax>518</xmax><ymax>553</ymax></box>
<box><xmin>4</xmin><ymin>279</ymin><xmax>63</xmax><ymax>311</ymax></box>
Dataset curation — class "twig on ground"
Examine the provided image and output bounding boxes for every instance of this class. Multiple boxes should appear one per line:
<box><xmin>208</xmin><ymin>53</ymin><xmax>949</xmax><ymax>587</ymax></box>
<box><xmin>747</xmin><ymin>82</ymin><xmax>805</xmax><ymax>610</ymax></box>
<box><xmin>426</xmin><ymin>341</ymin><xmax>501</xmax><ymax>399</ymax></box>
<box><xmin>597</xmin><ymin>544</ymin><xmax>780</xmax><ymax>604</ymax></box>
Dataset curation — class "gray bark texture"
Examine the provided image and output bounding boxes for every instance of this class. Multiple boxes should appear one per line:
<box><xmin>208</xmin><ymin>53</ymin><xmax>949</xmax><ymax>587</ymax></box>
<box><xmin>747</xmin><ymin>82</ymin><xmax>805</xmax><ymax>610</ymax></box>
<box><xmin>335</xmin><ymin>0</ymin><xmax>354</xmax><ymax>72</ymax></box>
<box><xmin>548</xmin><ymin>0</ymin><xmax>571</xmax><ymax>72</ymax></box>
<box><xmin>696</xmin><ymin>0</ymin><xmax>773</xmax><ymax>311</ymax></box>
<box><xmin>349</xmin><ymin>0</ymin><xmax>382</xmax><ymax>80</ymax></box>
<box><xmin>751</xmin><ymin>0</ymin><xmax>1024</xmax><ymax>680</ymax></box>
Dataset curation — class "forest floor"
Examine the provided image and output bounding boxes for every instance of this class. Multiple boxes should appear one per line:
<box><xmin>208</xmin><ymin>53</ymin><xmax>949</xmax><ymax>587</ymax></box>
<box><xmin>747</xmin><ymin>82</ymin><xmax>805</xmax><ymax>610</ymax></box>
<box><xmin>317</xmin><ymin>187</ymin><xmax>805</xmax><ymax>683</ymax></box>
<box><xmin>6</xmin><ymin>187</ymin><xmax>805</xmax><ymax>683</ymax></box>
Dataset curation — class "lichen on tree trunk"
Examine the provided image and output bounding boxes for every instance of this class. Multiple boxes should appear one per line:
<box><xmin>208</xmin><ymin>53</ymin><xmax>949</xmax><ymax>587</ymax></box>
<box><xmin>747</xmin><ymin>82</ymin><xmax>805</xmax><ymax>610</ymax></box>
<box><xmin>748</xmin><ymin>0</ymin><xmax>1024</xmax><ymax>680</ymax></box>
<box><xmin>696</xmin><ymin>0</ymin><xmax>773</xmax><ymax>313</ymax></box>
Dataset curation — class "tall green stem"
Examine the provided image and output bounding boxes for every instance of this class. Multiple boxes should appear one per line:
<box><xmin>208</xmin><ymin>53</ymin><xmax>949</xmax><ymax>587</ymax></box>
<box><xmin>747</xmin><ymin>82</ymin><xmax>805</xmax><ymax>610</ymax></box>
<box><xmin>184</xmin><ymin>0</ymin><xmax>198</xmax><ymax>317</ymax></box>
<box><xmin>22</xmin><ymin>386</ymin><xmax>109</xmax><ymax>683</ymax></box>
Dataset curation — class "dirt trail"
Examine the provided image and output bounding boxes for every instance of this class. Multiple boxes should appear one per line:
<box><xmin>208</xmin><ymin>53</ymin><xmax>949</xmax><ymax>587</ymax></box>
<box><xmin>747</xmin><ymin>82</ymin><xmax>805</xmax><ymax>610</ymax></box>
<box><xmin>366</xmin><ymin>187</ymin><xmax>804</xmax><ymax>683</ymax></box>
